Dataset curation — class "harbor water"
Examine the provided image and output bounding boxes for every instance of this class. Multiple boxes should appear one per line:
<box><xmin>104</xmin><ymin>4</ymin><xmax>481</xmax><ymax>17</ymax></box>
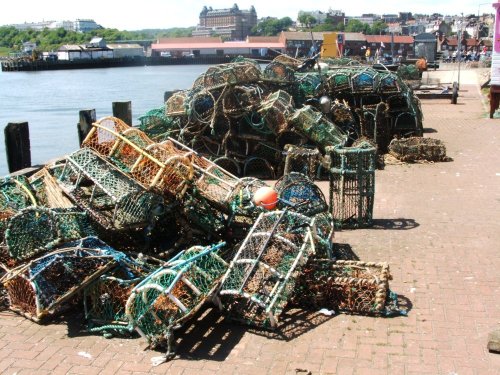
<box><xmin>0</xmin><ymin>65</ymin><xmax>212</xmax><ymax>176</ymax></box>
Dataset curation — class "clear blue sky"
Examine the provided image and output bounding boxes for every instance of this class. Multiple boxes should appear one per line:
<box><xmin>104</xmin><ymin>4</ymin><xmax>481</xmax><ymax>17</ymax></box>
<box><xmin>0</xmin><ymin>0</ymin><xmax>493</xmax><ymax>30</ymax></box>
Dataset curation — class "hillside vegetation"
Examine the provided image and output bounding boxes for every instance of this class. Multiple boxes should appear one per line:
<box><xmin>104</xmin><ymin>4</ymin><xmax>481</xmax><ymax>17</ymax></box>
<box><xmin>0</xmin><ymin>26</ymin><xmax>195</xmax><ymax>54</ymax></box>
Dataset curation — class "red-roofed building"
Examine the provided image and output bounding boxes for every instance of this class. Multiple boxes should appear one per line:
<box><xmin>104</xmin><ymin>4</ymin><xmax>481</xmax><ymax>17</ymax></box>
<box><xmin>365</xmin><ymin>35</ymin><xmax>414</xmax><ymax>57</ymax></box>
<box><xmin>151</xmin><ymin>39</ymin><xmax>285</xmax><ymax>58</ymax></box>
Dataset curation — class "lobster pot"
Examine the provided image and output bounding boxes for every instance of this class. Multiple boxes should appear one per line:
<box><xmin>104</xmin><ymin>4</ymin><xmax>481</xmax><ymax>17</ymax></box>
<box><xmin>3</xmin><ymin>237</ymin><xmax>122</xmax><ymax>322</ymax></box>
<box><xmin>351</xmin><ymin>68</ymin><xmax>378</xmax><ymax>93</ymax></box>
<box><xmin>1</xmin><ymin>176</ymin><xmax>37</xmax><ymax>239</ymax></box>
<box><xmin>289</xmin><ymin>105</ymin><xmax>347</xmax><ymax>152</ymax></box>
<box><xmin>328</xmin><ymin>143</ymin><xmax>376</xmax><ymax>228</ymax></box>
<box><xmin>377</xmin><ymin>72</ymin><xmax>401</xmax><ymax>94</ymax></box>
<box><xmin>165</xmin><ymin>91</ymin><xmax>189</xmax><ymax>116</ymax></box>
<box><xmin>164</xmin><ymin>138</ymin><xmax>240</xmax><ymax>213</ymax></box>
<box><xmin>217</xmin><ymin>211</ymin><xmax>315</xmax><ymax>328</ymax></box>
<box><xmin>388</xmin><ymin>137</ymin><xmax>447</xmax><ymax>162</ymax></box>
<box><xmin>262</xmin><ymin>61</ymin><xmax>295</xmax><ymax>83</ymax></box>
<box><xmin>57</xmin><ymin>148</ymin><xmax>164</xmax><ymax>231</ymax></box>
<box><xmin>192</xmin><ymin>61</ymin><xmax>261</xmax><ymax>90</ymax></box>
<box><xmin>292</xmin><ymin>259</ymin><xmax>392</xmax><ymax>315</ymax></box>
<box><xmin>125</xmin><ymin>243</ymin><xmax>227</xmax><ymax>348</ymax></box>
<box><xmin>283</xmin><ymin>145</ymin><xmax>320</xmax><ymax>181</ymax></box>
<box><xmin>28</xmin><ymin>167</ymin><xmax>73</xmax><ymax>209</ymax></box>
<box><xmin>5</xmin><ymin>207</ymin><xmax>94</xmax><ymax>261</ymax></box>
<box><xmin>84</xmin><ymin>254</ymin><xmax>162</xmax><ymax>335</ymax></box>
<box><xmin>138</xmin><ymin>106</ymin><xmax>176</xmax><ymax>142</ymax></box>
<box><xmin>257</xmin><ymin>90</ymin><xmax>294</xmax><ymax>134</ymax></box>
<box><xmin>84</xmin><ymin>118</ymin><xmax>196</xmax><ymax>197</ymax></box>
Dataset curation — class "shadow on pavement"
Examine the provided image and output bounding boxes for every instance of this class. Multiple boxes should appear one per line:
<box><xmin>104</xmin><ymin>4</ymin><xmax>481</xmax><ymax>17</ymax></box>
<box><xmin>333</xmin><ymin>243</ymin><xmax>360</xmax><ymax>260</ymax></box>
<box><xmin>371</xmin><ymin>218</ymin><xmax>419</xmax><ymax>230</ymax></box>
<box><xmin>247</xmin><ymin>307</ymin><xmax>334</xmax><ymax>341</ymax></box>
<box><xmin>171</xmin><ymin>306</ymin><xmax>246</xmax><ymax>361</ymax></box>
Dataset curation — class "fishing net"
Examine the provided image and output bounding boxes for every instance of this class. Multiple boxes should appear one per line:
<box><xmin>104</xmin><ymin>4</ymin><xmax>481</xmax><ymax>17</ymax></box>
<box><xmin>328</xmin><ymin>142</ymin><xmax>376</xmax><ymax>228</ymax></box>
<box><xmin>326</xmin><ymin>69</ymin><xmax>352</xmax><ymax>93</ymax></box>
<box><xmin>138</xmin><ymin>107</ymin><xmax>177</xmax><ymax>142</ymax></box>
<box><xmin>179</xmin><ymin>192</ymin><xmax>227</xmax><ymax>239</ymax></box>
<box><xmin>84</xmin><ymin>254</ymin><xmax>163</xmax><ymax>336</ymax></box>
<box><xmin>5</xmin><ymin>207</ymin><xmax>95</xmax><ymax>261</ymax></box>
<box><xmin>165</xmin><ymin>91</ymin><xmax>189</xmax><ymax>116</ymax></box>
<box><xmin>292</xmin><ymin>259</ymin><xmax>395</xmax><ymax>315</ymax></box>
<box><xmin>217</xmin><ymin>210</ymin><xmax>315</xmax><ymax>328</ymax></box>
<box><xmin>392</xmin><ymin>111</ymin><xmax>419</xmax><ymax>137</ymax></box>
<box><xmin>351</xmin><ymin>68</ymin><xmax>379</xmax><ymax>93</ymax></box>
<box><xmin>243</xmin><ymin>157</ymin><xmax>275</xmax><ymax>180</ymax></box>
<box><xmin>3</xmin><ymin>237</ymin><xmax>123</xmax><ymax>322</ymax></box>
<box><xmin>283</xmin><ymin>145</ymin><xmax>320</xmax><ymax>181</ymax></box>
<box><xmin>272</xmin><ymin>54</ymin><xmax>302</xmax><ymax>69</ymax></box>
<box><xmin>388</xmin><ymin>137</ymin><xmax>449</xmax><ymax>162</ymax></box>
<box><xmin>288</xmin><ymin>105</ymin><xmax>347</xmax><ymax>151</ymax></box>
<box><xmin>274</xmin><ymin>172</ymin><xmax>328</xmax><ymax>217</ymax></box>
<box><xmin>28</xmin><ymin>166</ymin><xmax>73</xmax><ymax>209</ymax></box>
<box><xmin>257</xmin><ymin>90</ymin><xmax>294</xmax><ymax>134</ymax></box>
<box><xmin>57</xmin><ymin>147</ymin><xmax>165</xmax><ymax>231</ymax></box>
<box><xmin>0</xmin><ymin>176</ymin><xmax>37</xmax><ymax>238</ymax></box>
<box><xmin>396</xmin><ymin>64</ymin><xmax>421</xmax><ymax>81</ymax></box>
<box><xmin>295</xmin><ymin>72</ymin><xmax>324</xmax><ymax>98</ymax></box>
<box><xmin>377</xmin><ymin>71</ymin><xmax>401</xmax><ymax>93</ymax></box>
<box><xmin>125</xmin><ymin>243</ymin><xmax>228</xmax><ymax>353</ymax></box>
<box><xmin>262</xmin><ymin>61</ymin><xmax>295</xmax><ymax>83</ymax></box>
<box><xmin>193</xmin><ymin>61</ymin><xmax>262</xmax><ymax>90</ymax></box>
<box><xmin>222</xmin><ymin>85</ymin><xmax>263</xmax><ymax>119</ymax></box>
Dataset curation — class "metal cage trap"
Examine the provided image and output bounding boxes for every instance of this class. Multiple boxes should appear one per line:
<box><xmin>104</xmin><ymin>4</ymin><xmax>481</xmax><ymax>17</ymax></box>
<box><xmin>217</xmin><ymin>210</ymin><xmax>316</xmax><ymax>329</ymax></box>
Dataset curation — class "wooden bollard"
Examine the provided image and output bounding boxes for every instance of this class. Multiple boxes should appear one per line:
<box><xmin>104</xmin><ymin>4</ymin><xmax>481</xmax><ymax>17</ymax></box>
<box><xmin>78</xmin><ymin>109</ymin><xmax>96</xmax><ymax>145</ymax></box>
<box><xmin>112</xmin><ymin>101</ymin><xmax>132</xmax><ymax>126</ymax></box>
<box><xmin>4</xmin><ymin>122</ymin><xmax>31</xmax><ymax>173</ymax></box>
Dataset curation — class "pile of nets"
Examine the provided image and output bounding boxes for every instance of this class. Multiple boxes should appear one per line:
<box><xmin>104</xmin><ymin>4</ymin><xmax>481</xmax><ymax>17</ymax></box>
<box><xmin>137</xmin><ymin>56</ymin><xmax>425</xmax><ymax>179</ymax></box>
<box><xmin>0</xmin><ymin>54</ymin><xmax>422</xmax><ymax>364</ymax></box>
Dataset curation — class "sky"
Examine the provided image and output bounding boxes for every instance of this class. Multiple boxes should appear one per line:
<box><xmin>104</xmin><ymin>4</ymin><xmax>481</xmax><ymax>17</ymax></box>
<box><xmin>0</xmin><ymin>0</ymin><xmax>494</xmax><ymax>30</ymax></box>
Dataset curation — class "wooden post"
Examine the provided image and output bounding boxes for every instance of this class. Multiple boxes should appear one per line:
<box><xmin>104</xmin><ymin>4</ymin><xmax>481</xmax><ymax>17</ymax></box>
<box><xmin>112</xmin><ymin>101</ymin><xmax>132</xmax><ymax>125</ymax></box>
<box><xmin>78</xmin><ymin>109</ymin><xmax>96</xmax><ymax>145</ymax></box>
<box><xmin>4</xmin><ymin>122</ymin><xmax>31</xmax><ymax>173</ymax></box>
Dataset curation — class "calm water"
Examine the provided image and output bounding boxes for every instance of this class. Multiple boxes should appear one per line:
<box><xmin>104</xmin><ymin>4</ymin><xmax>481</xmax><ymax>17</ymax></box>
<box><xmin>0</xmin><ymin>65</ymin><xmax>211</xmax><ymax>176</ymax></box>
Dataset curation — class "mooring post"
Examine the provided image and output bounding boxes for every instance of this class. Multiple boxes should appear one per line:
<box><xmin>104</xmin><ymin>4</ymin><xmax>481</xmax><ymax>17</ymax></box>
<box><xmin>78</xmin><ymin>109</ymin><xmax>96</xmax><ymax>145</ymax></box>
<box><xmin>4</xmin><ymin>122</ymin><xmax>31</xmax><ymax>173</ymax></box>
<box><xmin>112</xmin><ymin>101</ymin><xmax>132</xmax><ymax>125</ymax></box>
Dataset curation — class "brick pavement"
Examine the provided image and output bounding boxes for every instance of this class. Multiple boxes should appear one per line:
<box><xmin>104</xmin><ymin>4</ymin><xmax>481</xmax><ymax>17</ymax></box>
<box><xmin>1</xmin><ymin>67</ymin><xmax>499</xmax><ymax>374</ymax></box>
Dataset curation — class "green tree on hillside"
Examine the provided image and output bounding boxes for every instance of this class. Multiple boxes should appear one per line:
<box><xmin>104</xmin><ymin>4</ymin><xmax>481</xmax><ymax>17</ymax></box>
<box><xmin>251</xmin><ymin>17</ymin><xmax>293</xmax><ymax>36</ymax></box>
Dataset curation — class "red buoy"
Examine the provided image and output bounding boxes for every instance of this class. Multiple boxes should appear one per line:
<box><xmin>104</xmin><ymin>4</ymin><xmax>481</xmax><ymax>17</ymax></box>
<box><xmin>253</xmin><ymin>186</ymin><xmax>278</xmax><ymax>210</ymax></box>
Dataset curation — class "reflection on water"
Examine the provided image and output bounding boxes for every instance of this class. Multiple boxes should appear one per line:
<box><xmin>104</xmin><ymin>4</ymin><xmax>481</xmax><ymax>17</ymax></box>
<box><xmin>0</xmin><ymin>65</ymin><xmax>209</xmax><ymax>175</ymax></box>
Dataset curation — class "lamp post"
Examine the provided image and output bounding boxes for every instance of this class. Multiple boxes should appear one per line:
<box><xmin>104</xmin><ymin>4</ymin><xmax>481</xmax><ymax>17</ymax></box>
<box><xmin>457</xmin><ymin>13</ymin><xmax>464</xmax><ymax>90</ymax></box>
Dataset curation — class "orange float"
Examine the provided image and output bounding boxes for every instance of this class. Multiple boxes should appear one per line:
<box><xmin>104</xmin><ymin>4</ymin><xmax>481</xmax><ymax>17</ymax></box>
<box><xmin>253</xmin><ymin>186</ymin><xmax>278</xmax><ymax>210</ymax></box>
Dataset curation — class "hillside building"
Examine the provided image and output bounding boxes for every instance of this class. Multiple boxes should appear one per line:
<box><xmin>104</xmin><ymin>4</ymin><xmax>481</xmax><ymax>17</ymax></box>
<box><xmin>192</xmin><ymin>4</ymin><xmax>257</xmax><ymax>40</ymax></box>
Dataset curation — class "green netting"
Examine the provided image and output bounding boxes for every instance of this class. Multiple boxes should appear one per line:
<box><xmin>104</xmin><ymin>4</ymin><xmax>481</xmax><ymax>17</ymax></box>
<box><xmin>292</xmin><ymin>259</ymin><xmax>396</xmax><ymax>315</ymax></box>
<box><xmin>125</xmin><ymin>243</ymin><xmax>228</xmax><ymax>351</ymax></box>
<box><xmin>217</xmin><ymin>210</ymin><xmax>315</xmax><ymax>328</ymax></box>
<box><xmin>3</xmin><ymin>236</ymin><xmax>123</xmax><ymax>322</ymax></box>
<box><xmin>0</xmin><ymin>176</ymin><xmax>37</xmax><ymax>238</ymax></box>
<box><xmin>138</xmin><ymin>107</ymin><xmax>177</xmax><ymax>142</ymax></box>
<box><xmin>84</xmin><ymin>253</ymin><xmax>164</xmax><ymax>336</ymax></box>
<box><xmin>295</xmin><ymin>72</ymin><xmax>324</xmax><ymax>98</ymax></box>
<box><xmin>57</xmin><ymin>148</ymin><xmax>165</xmax><ymax>231</ymax></box>
<box><xmin>262</xmin><ymin>61</ymin><xmax>295</xmax><ymax>83</ymax></box>
<box><xmin>257</xmin><ymin>90</ymin><xmax>294</xmax><ymax>134</ymax></box>
<box><xmin>192</xmin><ymin>61</ymin><xmax>261</xmax><ymax>90</ymax></box>
<box><xmin>283</xmin><ymin>145</ymin><xmax>320</xmax><ymax>180</ymax></box>
<box><xmin>289</xmin><ymin>105</ymin><xmax>348</xmax><ymax>151</ymax></box>
<box><xmin>396</xmin><ymin>64</ymin><xmax>421</xmax><ymax>80</ymax></box>
<box><xmin>327</xmin><ymin>142</ymin><xmax>376</xmax><ymax>228</ymax></box>
<box><xmin>5</xmin><ymin>207</ymin><xmax>95</xmax><ymax>261</ymax></box>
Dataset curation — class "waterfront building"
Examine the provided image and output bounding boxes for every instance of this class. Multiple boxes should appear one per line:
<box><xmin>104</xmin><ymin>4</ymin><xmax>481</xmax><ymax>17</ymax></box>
<box><xmin>151</xmin><ymin>35</ymin><xmax>283</xmax><ymax>58</ymax></box>
<box><xmin>192</xmin><ymin>4</ymin><xmax>258</xmax><ymax>40</ymax></box>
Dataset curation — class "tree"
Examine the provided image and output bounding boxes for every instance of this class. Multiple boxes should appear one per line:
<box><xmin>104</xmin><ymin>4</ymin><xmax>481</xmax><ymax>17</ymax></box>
<box><xmin>345</xmin><ymin>19</ymin><xmax>368</xmax><ymax>33</ymax></box>
<box><xmin>298</xmin><ymin>13</ymin><xmax>317</xmax><ymax>30</ymax></box>
<box><xmin>251</xmin><ymin>17</ymin><xmax>292</xmax><ymax>36</ymax></box>
<box><xmin>370</xmin><ymin>21</ymin><xmax>388</xmax><ymax>35</ymax></box>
